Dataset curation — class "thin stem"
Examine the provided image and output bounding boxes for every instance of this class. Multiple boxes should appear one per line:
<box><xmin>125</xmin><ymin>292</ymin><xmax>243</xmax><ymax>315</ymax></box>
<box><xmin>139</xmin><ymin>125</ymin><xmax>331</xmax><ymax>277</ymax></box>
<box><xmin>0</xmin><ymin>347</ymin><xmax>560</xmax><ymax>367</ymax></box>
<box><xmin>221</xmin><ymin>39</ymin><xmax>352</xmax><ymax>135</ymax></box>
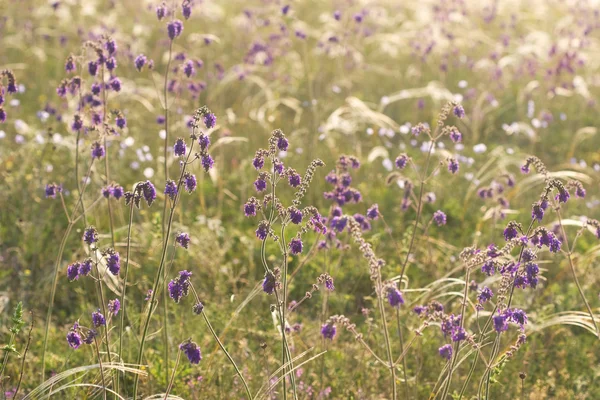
<box><xmin>201</xmin><ymin>310</ymin><xmax>252</xmax><ymax>399</ymax></box>
<box><xmin>94</xmin><ymin>337</ymin><xmax>108</xmax><ymax>400</ymax></box>
<box><xmin>395</xmin><ymin>309</ymin><xmax>409</xmax><ymax>399</ymax></box>
<box><xmin>376</xmin><ymin>273</ymin><xmax>396</xmax><ymax>399</ymax></box>
<box><xmin>12</xmin><ymin>312</ymin><xmax>33</xmax><ymax>399</ymax></box>
<box><xmin>164</xmin><ymin>347</ymin><xmax>181</xmax><ymax>399</ymax></box>
<box><xmin>93</xmin><ymin>245</ymin><xmax>114</xmax><ymax>391</ymax></box>
<box><xmin>101</xmin><ymin>64</ymin><xmax>115</xmax><ymax>249</ymax></box>
<box><xmin>118</xmin><ymin>196</ymin><xmax>136</xmax><ymax>393</ymax></box>
<box><xmin>133</xmin><ymin>139</ymin><xmax>195</xmax><ymax>398</ymax></box>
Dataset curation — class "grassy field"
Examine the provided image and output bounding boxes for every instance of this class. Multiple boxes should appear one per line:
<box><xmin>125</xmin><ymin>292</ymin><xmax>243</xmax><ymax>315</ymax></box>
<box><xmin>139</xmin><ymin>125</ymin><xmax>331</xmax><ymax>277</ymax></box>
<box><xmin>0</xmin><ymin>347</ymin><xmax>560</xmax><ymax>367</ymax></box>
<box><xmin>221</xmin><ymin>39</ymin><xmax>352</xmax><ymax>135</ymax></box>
<box><xmin>1</xmin><ymin>0</ymin><xmax>599</xmax><ymax>398</ymax></box>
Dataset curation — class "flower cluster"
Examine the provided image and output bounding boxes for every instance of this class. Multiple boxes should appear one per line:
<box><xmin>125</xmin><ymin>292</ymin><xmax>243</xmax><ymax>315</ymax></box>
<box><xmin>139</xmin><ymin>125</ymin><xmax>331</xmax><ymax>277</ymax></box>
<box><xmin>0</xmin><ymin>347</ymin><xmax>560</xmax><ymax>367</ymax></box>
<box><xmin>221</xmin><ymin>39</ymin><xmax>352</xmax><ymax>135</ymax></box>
<box><xmin>0</xmin><ymin>70</ymin><xmax>18</xmax><ymax>123</ymax></box>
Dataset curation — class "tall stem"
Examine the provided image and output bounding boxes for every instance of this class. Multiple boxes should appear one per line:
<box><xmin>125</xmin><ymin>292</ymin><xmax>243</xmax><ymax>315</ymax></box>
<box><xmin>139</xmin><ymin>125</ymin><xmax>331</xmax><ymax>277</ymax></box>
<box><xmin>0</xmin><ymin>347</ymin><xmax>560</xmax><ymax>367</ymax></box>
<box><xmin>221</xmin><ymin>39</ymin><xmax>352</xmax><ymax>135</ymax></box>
<box><xmin>376</xmin><ymin>273</ymin><xmax>396</xmax><ymax>399</ymax></box>
<box><xmin>164</xmin><ymin>347</ymin><xmax>181</xmax><ymax>400</ymax></box>
<box><xmin>133</xmin><ymin>140</ymin><xmax>195</xmax><ymax>398</ymax></box>
<box><xmin>94</xmin><ymin>337</ymin><xmax>107</xmax><ymax>400</ymax></box>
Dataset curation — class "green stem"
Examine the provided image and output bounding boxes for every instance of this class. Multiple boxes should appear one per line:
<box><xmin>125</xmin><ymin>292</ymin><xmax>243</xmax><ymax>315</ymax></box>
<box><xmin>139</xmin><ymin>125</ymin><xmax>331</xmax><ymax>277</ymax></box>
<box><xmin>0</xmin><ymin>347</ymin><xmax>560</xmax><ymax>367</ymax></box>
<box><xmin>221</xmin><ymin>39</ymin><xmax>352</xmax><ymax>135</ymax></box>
<box><xmin>164</xmin><ymin>347</ymin><xmax>181</xmax><ymax>399</ymax></box>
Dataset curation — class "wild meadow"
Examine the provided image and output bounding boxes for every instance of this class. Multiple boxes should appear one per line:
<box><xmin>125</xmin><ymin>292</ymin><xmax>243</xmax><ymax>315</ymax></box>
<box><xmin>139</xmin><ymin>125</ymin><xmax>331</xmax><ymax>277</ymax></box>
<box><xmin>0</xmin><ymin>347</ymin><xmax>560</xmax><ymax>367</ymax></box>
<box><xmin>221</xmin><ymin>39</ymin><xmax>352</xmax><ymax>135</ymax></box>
<box><xmin>1</xmin><ymin>0</ymin><xmax>599</xmax><ymax>398</ymax></box>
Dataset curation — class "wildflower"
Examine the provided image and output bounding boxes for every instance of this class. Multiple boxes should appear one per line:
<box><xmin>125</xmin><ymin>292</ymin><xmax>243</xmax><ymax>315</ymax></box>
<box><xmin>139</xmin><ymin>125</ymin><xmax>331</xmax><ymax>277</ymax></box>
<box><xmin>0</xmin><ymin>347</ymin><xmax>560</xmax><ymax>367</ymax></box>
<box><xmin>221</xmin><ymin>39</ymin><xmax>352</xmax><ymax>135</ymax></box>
<box><xmin>433</xmin><ymin>210</ymin><xmax>447</xmax><ymax>226</ymax></box>
<box><xmin>168</xmin><ymin>270</ymin><xmax>193</xmax><ymax>303</ymax></box>
<box><xmin>180</xmin><ymin>340</ymin><xmax>202</xmax><ymax>364</ymax></box>
<box><xmin>252</xmin><ymin>156</ymin><xmax>264</xmax><ymax>170</ymax></box>
<box><xmin>184</xmin><ymin>60</ymin><xmax>195</xmax><ymax>78</ymax></box>
<box><xmin>504</xmin><ymin>223</ymin><xmax>519</xmax><ymax>241</ymax></box>
<box><xmin>439</xmin><ymin>344</ymin><xmax>452</xmax><ymax>360</ymax></box>
<box><xmin>184</xmin><ymin>172</ymin><xmax>197</xmax><ymax>193</ymax></box>
<box><xmin>91</xmin><ymin>83</ymin><xmax>101</xmax><ymax>95</ymax></box>
<box><xmin>254</xmin><ymin>177</ymin><xmax>267</xmax><ymax>192</ymax></box>
<box><xmin>134</xmin><ymin>54</ymin><xmax>147</xmax><ymax>71</ymax></box>
<box><xmin>105</xmin><ymin>38</ymin><xmax>117</xmax><ymax>55</ymax></box>
<box><xmin>478</xmin><ymin>287</ymin><xmax>493</xmax><ymax>303</ymax></box>
<box><xmin>108</xmin><ymin>299</ymin><xmax>120</xmax><ymax>316</ymax></box>
<box><xmin>65</xmin><ymin>56</ymin><xmax>76</xmax><ymax>73</ymax></box>
<box><xmin>78</xmin><ymin>258</ymin><xmax>93</xmax><ymax>276</ymax></box>
<box><xmin>453</xmin><ymin>104</ymin><xmax>465</xmax><ymax>118</ymax></box>
<box><xmin>45</xmin><ymin>183</ymin><xmax>62</xmax><ymax>198</ymax></box>
<box><xmin>289</xmin><ymin>238</ymin><xmax>303</xmax><ymax>254</ymax></box>
<box><xmin>83</xmin><ymin>329</ymin><xmax>97</xmax><ymax>345</ymax></box>
<box><xmin>67</xmin><ymin>325</ymin><xmax>82</xmax><ymax>349</ymax></box>
<box><xmin>142</xmin><ymin>181</ymin><xmax>157</xmax><ymax>206</ymax></box>
<box><xmin>262</xmin><ymin>272</ymin><xmax>276</xmax><ymax>294</ymax></box>
<box><xmin>167</xmin><ymin>20</ymin><xmax>184</xmax><ymax>40</ymax></box>
<box><xmin>508</xmin><ymin>308</ymin><xmax>528</xmax><ymax>328</ymax></box>
<box><xmin>174</xmin><ymin>138</ymin><xmax>186</xmax><ymax>156</ymax></box>
<box><xmin>115</xmin><ymin>114</ymin><xmax>126</xmax><ymax>129</ymax></box>
<box><xmin>555</xmin><ymin>189</ymin><xmax>570</xmax><ymax>204</ymax></box>
<box><xmin>109</xmin><ymin>77</ymin><xmax>122</xmax><ymax>92</ymax></box>
<box><xmin>289</xmin><ymin>207</ymin><xmax>303</xmax><ymax>224</ymax></box>
<box><xmin>277</xmin><ymin>137</ymin><xmax>289</xmax><ymax>151</ymax></box>
<box><xmin>182</xmin><ymin>0</ymin><xmax>192</xmax><ymax>19</ymax></box>
<box><xmin>256</xmin><ymin>221</ymin><xmax>269</xmax><ymax>240</ymax></box>
<box><xmin>244</xmin><ymin>200</ymin><xmax>257</xmax><ymax>217</ymax></box>
<box><xmin>481</xmin><ymin>260</ymin><xmax>495</xmax><ymax>276</ymax></box>
<box><xmin>449</xmin><ymin>127</ymin><xmax>462</xmax><ymax>143</ymax></box>
<box><xmin>324</xmin><ymin>276</ymin><xmax>335</xmax><ymax>291</ymax></box>
<box><xmin>193</xmin><ymin>302</ymin><xmax>204</xmax><ymax>315</ymax></box>
<box><xmin>156</xmin><ymin>2</ymin><xmax>167</xmax><ymax>20</ymax></box>
<box><xmin>106</xmin><ymin>57</ymin><xmax>117</xmax><ymax>71</ymax></box>
<box><xmin>366</xmin><ymin>204</ymin><xmax>379</xmax><ymax>220</ymax></box>
<box><xmin>198</xmin><ymin>134</ymin><xmax>210</xmax><ymax>151</ymax></box>
<box><xmin>0</xmin><ymin>108</ymin><xmax>6</xmax><ymax>122</ymax></box>
<box><xmin>493</xmin><ymin>314</ymin><xmax>508</xmax><ymax>332</ymax></box>
<box><xmin>448</xmin><ymin>158</ymin><xmax>459</xmax><ymax>174</ymax></box>
<box><xmin>83</xmin><ymin>227</ymin><xmax>98</xmax><ymax>245</ymax></box>
<box><xmin>321</xmin><ymin>322</ymin><xmax>336</xmax><ymax>340</ymax></box>
<box><xmin>531</xmin><ymin>202</ymin><xmax>544</xmax><ymax>221</ymax></box>
<box><xmin>67</xmin><ymin>262</ymin><xmax>80</xmax><ymax>281</ymax></box>
<box><xmin>288</xmin><ymin>172</ymin><xmax>301</xmax><ymax>187</ymax></box>
<box><xmin>451</xmin><ymin>327</ymin><xmax>467</xmax><ymax>342</ymax></box>
<box><xmin>387</xmin><ymin>287</ymin><xmax>404</xmax><ymax>308</ymax></box>
<box><xmin>105</xmin><ymin>249</ymin><xmax>120</xmax><ymax>275</ymax></box>
<box><xmin>91</xmin><ymin>142</ymin><xmax>105</xmax><ymax>159</ymax></box>
<box><xmin>201</xmin><ymin>154</ymin><xmax>214</xmax><ymax>171</ymax></box>
<box><xmin>395</xmin><ymin>154</ymin><xmax>409</xmax><ymax>169</ymax></box>
<box><xmin>92</xmin><ymin>310</ymin><xmax>106</xmax><ymax>327</ymax></box>
<box><xmin>164</xmin><ymin>179</ymin><xmax>178</xmax><ymax>200</ymax></box>
<box><xmin>176</xmin><ymin>232</ymin><xmax>191</xmax><ymax>249</ymax></box>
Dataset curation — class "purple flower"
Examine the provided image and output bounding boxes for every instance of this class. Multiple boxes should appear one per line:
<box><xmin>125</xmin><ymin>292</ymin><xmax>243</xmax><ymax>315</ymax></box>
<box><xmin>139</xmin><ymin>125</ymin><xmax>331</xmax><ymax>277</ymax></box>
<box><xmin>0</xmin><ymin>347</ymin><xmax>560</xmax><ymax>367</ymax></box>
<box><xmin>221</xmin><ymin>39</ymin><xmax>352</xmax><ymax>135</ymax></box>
<box><xmin>387</xmin><ymin>287</ymin><xmax>404</xmax><ymax>308</ymax></box>
<box><xmin>79</xmin><ymin>258</ymin><xmax>93</xmax><ymax>276</ymax></box>
<box><xmin>439</xmin><ymin>344</ymin><xmax>452</xmax><ymax>360</ymax></box>
<box><xmin>106</xmin><ymin>57</ymin><xmax>117</xmax><ymax>71</ymax></box>
<box><xmin>289</xmin><ymin>207</ymin><xmax>303</xmax><ymax>224</ymax></box>
<box><xmin>168</xmin><ymin>20</ymin><xmax>184</xmax><ymax>40</ymax></box>
<box><xmin>91</xmin><ymin>83</ymin><xmax>101</xmax><ymax>95</ymax></box>
<box><xmin>451</xmin><ymin>327</ymin><xmax>467</xmax><ymax>342</ymax></box>
<box><xmin>134</xmin><ymin>54</ymin><xmax>147</xmax><ymax>71</ymax></box>
<box><xmin>182</xmin><ymin>0</ymin><xmax>192</xmax><ymax>19</ymax></box>
<box><xmin>112</xmin><ymin>185</ymin><xmax>124</xmax><ymax>200</ymax></box>
<box><xmin>88</xmin><ymin>61</ymin><xmax>98</xmax><ymax>76</ymax></box>
<box><xmin>156</xmin><ymin>3</ymin><xmax>167</xmax><ymax>20</ymax></box>
<box><xmin>531</xmin><ymin>202</ymin><xmax>544</xmax><ymax>221</ymax></box>
<box><xmin>448</xmin><ymin>158</ymin><xmax>459</xmax><ymax>174</ymax></box>
<box><xmin>520</xmin><ymin>164</ymin><xmax>530</xmax><ymax>174</ymax></box>
<box><xmin>168</xmin><ymin>270</ymin><xmax>193</xmax><ymax>303</ymax></box>
<box><xmin>244</xmin><ymin>201</ymin><xmax>256</xmax><ymax>217</ymax></box>
<box><xmin>321</xmin><ymin>322</ymin><xmax>336</xmax><ymax>340</ymax></box>
<box><xmin>0</xmin><ymin>108</ymin><xmax>6</xmax><ymax>123</ymax></box>
<box><xmin>481</xmin><ymin>260</ymin><xmax>495</xmax><ymax>276</ymax></box>
<box><xmin>180</xmin><ymin>340</ymin><xmax>202</xmax><ymax>364</ymax></box>
<box><xmin>174</xmin><ymin>138</ymin><xmax>186</xmax><ymax>156</ymax></box>
<box><xmin>252</xmin><ymin>157</ymin><xmax>264</xmax><ymax>170</ymax></box>
<box><xmin>83</xmin><ymin>226</ymin><xmax>98</xmax><ymax>245</ymax></box>
<box><xmin>453</xmin><ymin>104</ymin><xmax>465</xmax><ymax>119</ymax></box>
<box><xmin>256</xmin><ymin>222</ymin><xmax>269</xmax><ymax>240</ymax></box>
<box><xmin>109</xmin><ymin>77</ymin><xmax>122</xmax><ymax>92</ymax></box>
<box><xmin>493</xmin><ymin>314</ymin><xmax>508</xmax><ymax>332</ymax></box>
<box><xmin>449</xmin><ymin>127</ymin><xmax>462</xmax><ymax>143</ymax></box>
<box><xmin>193</xmin><ymin>302</ymin><xmax>204</xmax><ymax>315</ymax></box>
<box><xmin>262</xmin><ymin>272</ymin><xmax>276</xmax><ymax>295</ymax></box>
<box><xmin>395</xmin><ymin>154</ymin><xmax>408</xmax><ymax>169</ymax></box>
<box><xmin>198</xmin><ymin>134</ymin><xmax>210</xmax><ymax>151</ymax></box>
<box><xmin>201</xmin><ymin>154</ymin><xmax>214</xmax><ymax>171</ymax></box>
<box><xmin>105</xmin><ymin>38</ymin><xmax>117</xmax><ymax>55</ymax></box>
<box><xmin>45</xmin><ymin>183</ymin><xmax>62</xmax><ymax>198</ymax></box>
<box><xmin>324</xmin><ymin>276</ymin><xmax>335</xmax><ymax>291</ymax></box>
<box><xmin>142</xmin><ymin>181</ymin><xmax>157</xmax><ymax>206</ymax></box>
<box><xmin>67</xmin><ymin>262</ymin><xmax>80</xmax><ymax>281</ymax></box>
<box><xmin>116</xmin><ymin>115</ymin><xmax>126</xmax><ymax>129</ymax></box>
<box><xmin>176</xmin><ymin>232</ymin><xmax>191</xmax><ymax>249</ymax></box>
<box><xmin>92</xmin><ymin>310</ymin><xmax>106</xmax><ymax>327</ymax></box>
<box><xmin>164</xmin><ymin>179</ymin><xmax>178</xmax><ymax>200</ymax></box>
<box><xmin>106</xmin><ymin>250</ymin><xmax>120</xmax><ymax>275</ymax></box>
<box><xmin>366</xmin><ymin>204</ymin><xmax>379</xmax><ymax>220</ymax></box>
<box><xmin>108</xmin><ymin>299</ymin><xmax>120</xmax><ymax>316</ymax></box>
<box><xmin>254</xmin><ymin>178</ymin><xmax>267</xmax><ymax>192</ymax></box>
<box><xmin>67</xmin><ymin>326</ymin><xmax>82</xmax><ymax>349</ymax></box>
<box><xmin>289</xmin><ymin>238</ymin><xmax>303</xmax><ymax>255</ymax></box>
<box><xmin>503</xmin><ymin>224</ymin><xmax>518</xmax><ymax>241</ymax></box>
<box><xmin>203</xmin><ymin>113</ymin><xmax>216</xmax><ymax>129</ymax></box>
<box><xmin>333</xmin><ymin>10</ymin><xmax>341</xmax><ymax>20</ymax></box>
<box><xmin>433</xmin><ymin>210</ymin><xmax>447</xmax><ymax>226</ymax></box>
<box><xmin>65</xmin><ymin>56</ymin><xmax>76</xmax><ymax>73</ymax></box>
<box><xmin>83</xmin><ymin>329</ymin><xmax>97</xmax><ymax>345</ymax></box>
<box><xmin>288</xmin><ymin>173</ymin><xmax>301</xmax><ymax>188</ymax></box>
<box><xmin>277</xmin><ymin>137</ymin><xmax>289</xmax><ymax>151</ymax></box>
<box><xmin>478</xmin><ymin>286</ymin><xmax>493</xmax><ymax>303</ymax></box>
<box><xmin>184</xmin><ymin>172</ymin><xmax>197</xmax><ymax>193</ymax></box>
<box><xmin>91</xmin><ymin>141</ymin><xmax>106</xmax><ymax>159</ymax></box>
<box><xmin>555</xmin><ymin>189</ymin><xmax>570</xmax><ymax>204</ymax></box>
